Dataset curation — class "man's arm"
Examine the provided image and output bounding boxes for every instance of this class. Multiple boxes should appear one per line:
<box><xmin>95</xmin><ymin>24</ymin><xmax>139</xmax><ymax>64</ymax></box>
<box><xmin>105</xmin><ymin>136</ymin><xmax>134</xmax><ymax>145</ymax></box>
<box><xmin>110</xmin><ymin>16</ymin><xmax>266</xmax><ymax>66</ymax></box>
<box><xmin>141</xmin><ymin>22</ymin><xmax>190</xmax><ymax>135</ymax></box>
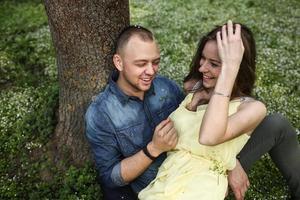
<box><xmin>86</xmin><ymin>108</ymin><xmax>124</xmax><ymax>188</ymax></box>
<box><xmin>120</xmin><ymin>118</ymin><xmax>178</xmax><ymax>183</ymax></box>
<box><xmin>228</xmin><ymin>159</ymin><xmax>250</xmax><ymax>200</ymax></box>
<box><xmin>86</xmin><ymin>106</ymin><xmax>178</xmax><ymax>187</ymax></box>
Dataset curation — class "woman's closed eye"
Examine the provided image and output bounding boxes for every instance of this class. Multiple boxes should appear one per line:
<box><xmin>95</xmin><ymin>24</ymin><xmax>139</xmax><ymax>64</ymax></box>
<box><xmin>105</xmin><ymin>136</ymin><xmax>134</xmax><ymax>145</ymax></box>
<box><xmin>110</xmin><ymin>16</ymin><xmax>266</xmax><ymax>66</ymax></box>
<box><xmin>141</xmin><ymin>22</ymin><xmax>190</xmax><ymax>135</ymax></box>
<box><xmin>211</xmin><ymin>62</ymin><xmax>220</xmax><ymax>68</ymax></box>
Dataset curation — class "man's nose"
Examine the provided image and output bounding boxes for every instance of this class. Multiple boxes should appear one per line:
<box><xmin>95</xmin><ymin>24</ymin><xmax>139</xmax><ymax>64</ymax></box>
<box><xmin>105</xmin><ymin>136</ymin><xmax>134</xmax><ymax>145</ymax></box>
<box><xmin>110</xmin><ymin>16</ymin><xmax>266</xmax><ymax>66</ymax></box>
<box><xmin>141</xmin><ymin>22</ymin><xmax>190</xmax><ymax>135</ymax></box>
<box><xmin>145</xmin><ymin>63</ymin><xmax>155</xmax><ymax>75</ymax></box>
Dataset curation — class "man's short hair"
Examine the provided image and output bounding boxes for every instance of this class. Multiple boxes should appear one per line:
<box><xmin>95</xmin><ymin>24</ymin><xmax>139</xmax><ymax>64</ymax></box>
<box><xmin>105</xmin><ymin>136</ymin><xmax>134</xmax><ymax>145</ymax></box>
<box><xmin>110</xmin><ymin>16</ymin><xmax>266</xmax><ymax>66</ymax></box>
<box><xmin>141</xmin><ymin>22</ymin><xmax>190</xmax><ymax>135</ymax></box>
<box><xmin>114</xmin><ymin>25</ymin><xmax>154</xmax><ymax>54</ymax></box>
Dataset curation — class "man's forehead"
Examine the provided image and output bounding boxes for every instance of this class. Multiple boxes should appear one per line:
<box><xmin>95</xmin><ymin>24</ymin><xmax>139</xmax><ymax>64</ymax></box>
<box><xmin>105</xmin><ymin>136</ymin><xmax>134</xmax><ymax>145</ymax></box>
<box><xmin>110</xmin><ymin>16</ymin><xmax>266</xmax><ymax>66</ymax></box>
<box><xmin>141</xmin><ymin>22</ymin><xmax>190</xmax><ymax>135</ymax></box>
<box><xmin>121</xmin><ymin>36</ymin><xmax>159</xmax><ymax>58</ymax></box>
<box><xmin>126</xmin><ymin>35</ymin><xmax>157</xmax><ymax>48</ymax></box>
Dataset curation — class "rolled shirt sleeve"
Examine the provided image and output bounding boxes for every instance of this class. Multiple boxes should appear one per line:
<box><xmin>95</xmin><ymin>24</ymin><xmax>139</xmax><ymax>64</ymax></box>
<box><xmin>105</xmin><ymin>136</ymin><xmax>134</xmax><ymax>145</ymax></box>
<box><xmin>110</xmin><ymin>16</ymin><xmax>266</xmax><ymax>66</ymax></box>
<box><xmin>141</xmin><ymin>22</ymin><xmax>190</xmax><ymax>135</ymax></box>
<box><xmin>85</xmin><ymin>104</ymin><xmax>127</xmax><ymax>188</ymax></box>
<box><xmin>111</xmin><ymin>162</ymin><xmax>127</xmax><ymax>186</ymax></box>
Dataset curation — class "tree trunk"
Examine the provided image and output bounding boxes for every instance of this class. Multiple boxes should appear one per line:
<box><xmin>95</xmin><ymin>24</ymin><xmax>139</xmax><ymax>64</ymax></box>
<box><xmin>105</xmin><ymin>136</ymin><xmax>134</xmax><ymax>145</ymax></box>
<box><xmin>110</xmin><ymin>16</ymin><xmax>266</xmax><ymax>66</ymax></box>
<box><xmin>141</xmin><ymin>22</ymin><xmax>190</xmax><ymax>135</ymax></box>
<box><xmin>44</xmin><ymin>0</ymin><xmax>129</xmax><ymax>166</ymax></box>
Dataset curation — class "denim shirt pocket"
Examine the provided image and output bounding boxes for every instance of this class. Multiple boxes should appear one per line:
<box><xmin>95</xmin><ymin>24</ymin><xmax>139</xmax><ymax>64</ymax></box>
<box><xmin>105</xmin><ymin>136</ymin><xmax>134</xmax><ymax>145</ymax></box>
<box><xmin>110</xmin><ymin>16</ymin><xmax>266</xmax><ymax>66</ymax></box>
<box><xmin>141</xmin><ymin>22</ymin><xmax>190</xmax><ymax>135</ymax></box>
<box><xmin>156</xmin><ymin>101</ymin><xmax>177</xmax><ymax>120</ymax></box>
<box><xmin>116</xmin><ymin>123</ymin><xmax>145</xmax><ymax>157</ymax></box>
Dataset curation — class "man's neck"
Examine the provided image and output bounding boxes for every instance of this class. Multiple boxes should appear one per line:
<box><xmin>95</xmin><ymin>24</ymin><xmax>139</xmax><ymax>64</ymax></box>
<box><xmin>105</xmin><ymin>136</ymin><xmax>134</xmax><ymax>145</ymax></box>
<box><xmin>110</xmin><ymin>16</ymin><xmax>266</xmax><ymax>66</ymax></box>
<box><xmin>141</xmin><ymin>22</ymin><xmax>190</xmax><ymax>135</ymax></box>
<box><xmin>116</xmin><ymin>78</ymin><xmax>145</xmax><ymax>101</ymax></box>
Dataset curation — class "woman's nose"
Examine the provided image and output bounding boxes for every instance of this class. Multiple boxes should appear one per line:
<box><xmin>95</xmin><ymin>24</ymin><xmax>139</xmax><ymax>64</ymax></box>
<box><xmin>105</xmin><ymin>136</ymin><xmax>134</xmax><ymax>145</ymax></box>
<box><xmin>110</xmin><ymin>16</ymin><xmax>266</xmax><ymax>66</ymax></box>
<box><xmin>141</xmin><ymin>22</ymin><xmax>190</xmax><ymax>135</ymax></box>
<box><xmin>199</xmin><ymin>60</ymin><xmax>209</xmax><ymax>72</ymax></box>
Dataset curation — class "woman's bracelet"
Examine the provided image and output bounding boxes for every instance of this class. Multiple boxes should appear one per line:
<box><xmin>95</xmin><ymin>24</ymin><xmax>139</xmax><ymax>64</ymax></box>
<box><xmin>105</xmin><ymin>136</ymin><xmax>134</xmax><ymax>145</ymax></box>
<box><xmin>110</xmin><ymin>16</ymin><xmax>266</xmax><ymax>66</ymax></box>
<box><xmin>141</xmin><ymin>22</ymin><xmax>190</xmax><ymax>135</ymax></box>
<box><xmin>213</xmin><ymin>91</ymin><xmax>230</xmax><ymax>98</ymax></box>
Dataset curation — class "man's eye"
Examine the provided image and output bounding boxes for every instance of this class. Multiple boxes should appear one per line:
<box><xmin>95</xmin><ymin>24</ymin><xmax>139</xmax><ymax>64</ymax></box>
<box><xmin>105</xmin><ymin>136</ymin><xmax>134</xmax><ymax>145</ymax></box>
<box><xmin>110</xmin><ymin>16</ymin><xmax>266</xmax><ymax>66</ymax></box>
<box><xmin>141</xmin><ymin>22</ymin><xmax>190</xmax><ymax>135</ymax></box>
<box><xmin>136</xmin><ymin>63</ymin><xmax>146</xmax><ymax>67</ymax></box>
<box><xmin>153</xmin><ymin>61</ymin><xmax>159</xmax><ymax>66</ymax></box>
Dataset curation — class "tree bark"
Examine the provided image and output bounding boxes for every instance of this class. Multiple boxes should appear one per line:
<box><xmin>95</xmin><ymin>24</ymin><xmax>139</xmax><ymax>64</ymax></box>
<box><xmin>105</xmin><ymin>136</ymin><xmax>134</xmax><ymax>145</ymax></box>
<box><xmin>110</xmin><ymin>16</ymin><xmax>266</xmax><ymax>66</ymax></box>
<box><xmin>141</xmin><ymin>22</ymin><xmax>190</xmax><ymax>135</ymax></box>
<box><xmin>44</xmin><ymin>0</ymin><xmax>129</xmax><ymax>166</ymax></box>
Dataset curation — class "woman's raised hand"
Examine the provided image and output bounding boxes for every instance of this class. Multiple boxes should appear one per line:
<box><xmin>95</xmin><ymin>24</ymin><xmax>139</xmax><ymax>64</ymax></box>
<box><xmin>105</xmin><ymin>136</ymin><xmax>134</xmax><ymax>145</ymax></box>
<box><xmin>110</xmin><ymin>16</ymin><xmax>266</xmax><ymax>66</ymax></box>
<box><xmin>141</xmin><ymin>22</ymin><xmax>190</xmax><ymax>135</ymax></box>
<box><xmin>217</xmin><ymin>20</ymin><xmax>244</xmax><ymax>77</ymax></box>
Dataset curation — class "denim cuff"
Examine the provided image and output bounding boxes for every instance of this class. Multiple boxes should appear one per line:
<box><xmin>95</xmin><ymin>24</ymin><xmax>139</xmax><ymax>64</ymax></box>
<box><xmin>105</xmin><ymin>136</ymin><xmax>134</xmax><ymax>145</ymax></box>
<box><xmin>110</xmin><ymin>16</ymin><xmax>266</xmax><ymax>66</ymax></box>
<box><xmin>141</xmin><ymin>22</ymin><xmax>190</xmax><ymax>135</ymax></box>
<box><xmin>111</xmin><ymin>162</ymin><xmax>127</xmax><ymax>186</ymax></box>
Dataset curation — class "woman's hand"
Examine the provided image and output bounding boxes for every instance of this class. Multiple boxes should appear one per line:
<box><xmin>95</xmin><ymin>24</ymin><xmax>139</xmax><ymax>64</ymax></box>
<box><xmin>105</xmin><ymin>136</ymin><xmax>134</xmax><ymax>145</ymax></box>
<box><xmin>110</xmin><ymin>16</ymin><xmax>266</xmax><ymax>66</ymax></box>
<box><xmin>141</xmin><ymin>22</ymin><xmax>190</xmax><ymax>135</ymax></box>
<box><xmin>217</xmin><ymin>20</ymin><xmax>244</xmax><ymax>78</ymax></box>
<box><xmin>186</xmin><ymin>88</ymin><xmax>212</xmax><ymax>111</ymax></box>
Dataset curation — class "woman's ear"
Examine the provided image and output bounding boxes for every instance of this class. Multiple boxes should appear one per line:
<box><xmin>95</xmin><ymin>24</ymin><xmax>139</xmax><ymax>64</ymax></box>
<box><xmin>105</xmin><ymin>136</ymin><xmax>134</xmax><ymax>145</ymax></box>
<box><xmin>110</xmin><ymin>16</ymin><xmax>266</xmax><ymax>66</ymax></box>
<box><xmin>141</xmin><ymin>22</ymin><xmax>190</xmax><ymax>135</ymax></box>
<box><xmin>113</xmin><ymin>54</ymin><xmax>123</xmax><ymax>71</ymax></box>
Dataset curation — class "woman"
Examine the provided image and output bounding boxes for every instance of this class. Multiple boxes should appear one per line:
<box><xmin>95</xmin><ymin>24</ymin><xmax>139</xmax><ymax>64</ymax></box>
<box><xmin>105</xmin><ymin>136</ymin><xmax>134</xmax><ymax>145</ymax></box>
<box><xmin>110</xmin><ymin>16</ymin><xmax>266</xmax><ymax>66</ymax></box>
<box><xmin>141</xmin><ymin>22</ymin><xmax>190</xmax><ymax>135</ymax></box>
<box><xmin>138</xmin><ymin>21</ymin><xmax>266</xmax><ymax>199</ymax></box>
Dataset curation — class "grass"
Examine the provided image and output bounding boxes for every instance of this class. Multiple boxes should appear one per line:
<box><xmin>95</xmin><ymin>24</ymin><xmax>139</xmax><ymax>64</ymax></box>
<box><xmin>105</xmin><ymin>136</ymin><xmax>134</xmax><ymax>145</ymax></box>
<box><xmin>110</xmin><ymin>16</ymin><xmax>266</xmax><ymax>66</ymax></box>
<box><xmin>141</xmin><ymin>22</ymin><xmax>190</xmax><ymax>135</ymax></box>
<box><xmin>0</xmin><ymin>0</ymin><xmax>299</xmax><ymax>199</ymax></box>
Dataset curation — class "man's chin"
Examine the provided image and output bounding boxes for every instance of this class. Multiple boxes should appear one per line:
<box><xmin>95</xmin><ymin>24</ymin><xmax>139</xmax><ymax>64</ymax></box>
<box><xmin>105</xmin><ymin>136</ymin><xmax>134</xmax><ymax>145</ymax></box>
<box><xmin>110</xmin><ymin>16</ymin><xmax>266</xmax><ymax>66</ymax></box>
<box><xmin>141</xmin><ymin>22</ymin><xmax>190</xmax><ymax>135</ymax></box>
<box><xmin>139</xmin><ymin>81</ymin><xmax>153</xmax><ymax>90</ymax></box>
<box><xmin>139</xmin><ymin>84</ymin><xmax>152</xmax><ymax>91</ymax></box>
<box><xmin>141</xmin><ymin>86</ymin><xmax>151</xmax><ymax>91</ymax></box>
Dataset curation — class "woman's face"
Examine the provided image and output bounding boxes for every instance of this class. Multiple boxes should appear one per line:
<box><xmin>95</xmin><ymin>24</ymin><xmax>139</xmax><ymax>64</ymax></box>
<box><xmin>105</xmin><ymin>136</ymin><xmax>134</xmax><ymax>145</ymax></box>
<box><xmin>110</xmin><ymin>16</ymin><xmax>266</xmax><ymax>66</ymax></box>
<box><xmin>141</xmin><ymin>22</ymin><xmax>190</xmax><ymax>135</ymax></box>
<box><xmin>199</xmin><ymin>40</ymin><xmax>222</xmax><ymax>89</ymax></box>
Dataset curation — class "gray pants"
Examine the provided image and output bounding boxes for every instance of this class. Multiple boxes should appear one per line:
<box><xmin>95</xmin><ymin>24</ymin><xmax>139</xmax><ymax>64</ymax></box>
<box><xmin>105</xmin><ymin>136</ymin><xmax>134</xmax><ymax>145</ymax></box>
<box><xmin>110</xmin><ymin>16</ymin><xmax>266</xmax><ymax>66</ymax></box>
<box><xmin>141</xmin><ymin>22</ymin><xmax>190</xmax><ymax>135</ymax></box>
<box><xmin>239</xmin><ymin>114</ymin><xmax>300</xmax><ymax>199</ymax></box>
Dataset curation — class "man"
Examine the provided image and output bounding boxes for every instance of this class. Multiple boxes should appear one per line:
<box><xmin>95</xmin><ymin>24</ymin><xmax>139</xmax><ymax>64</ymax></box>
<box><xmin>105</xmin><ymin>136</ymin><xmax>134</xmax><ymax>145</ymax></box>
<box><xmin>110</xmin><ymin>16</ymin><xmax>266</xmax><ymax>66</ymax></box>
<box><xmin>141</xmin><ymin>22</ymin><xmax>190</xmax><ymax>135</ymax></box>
<box><xmin>85</xmin><ymin>25</ymin><xmax>300</xmax><ymax>200</ymax></box>
<box><xmin>85</xmin><ymin>25</ymin><xmax>183</xmax><ymax>199</ymax></box>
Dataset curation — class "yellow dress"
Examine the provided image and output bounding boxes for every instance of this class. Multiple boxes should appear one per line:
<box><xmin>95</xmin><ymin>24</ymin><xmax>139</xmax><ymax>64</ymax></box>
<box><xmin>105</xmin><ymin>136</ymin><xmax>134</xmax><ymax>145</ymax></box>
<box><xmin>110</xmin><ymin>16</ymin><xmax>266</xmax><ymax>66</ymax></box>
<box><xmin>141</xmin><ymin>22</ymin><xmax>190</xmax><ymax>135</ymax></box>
<box><xmin>138</xmin><ymin>93</ymin><xmax>250</xmax><ymax>200</ymax></box>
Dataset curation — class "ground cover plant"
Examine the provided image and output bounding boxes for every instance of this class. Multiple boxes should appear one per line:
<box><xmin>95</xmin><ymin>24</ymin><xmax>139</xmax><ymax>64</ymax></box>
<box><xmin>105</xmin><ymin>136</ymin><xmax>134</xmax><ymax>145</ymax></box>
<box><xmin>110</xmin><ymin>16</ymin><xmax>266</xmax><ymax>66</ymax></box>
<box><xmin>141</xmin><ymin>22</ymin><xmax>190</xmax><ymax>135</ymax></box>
<box><xmin>131</xmin><ymin>1</ymin><xmax>299</xmax><ymax>199</ymax></box>
<box><xmin>0</xmin><ymin>0</ymin><xmax>299</xmax><ymax>199</ymax></box>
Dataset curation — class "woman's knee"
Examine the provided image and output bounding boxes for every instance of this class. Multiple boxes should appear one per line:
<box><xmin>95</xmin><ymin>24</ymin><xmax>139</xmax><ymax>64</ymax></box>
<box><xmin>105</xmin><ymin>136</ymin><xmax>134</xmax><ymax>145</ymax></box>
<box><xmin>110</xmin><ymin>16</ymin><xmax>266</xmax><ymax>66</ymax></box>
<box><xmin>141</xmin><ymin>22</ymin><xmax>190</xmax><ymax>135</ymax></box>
<box><xmin>265</xmin><ymin>113</ymin><xmax>297</xmax><ymax>139</ymax></box>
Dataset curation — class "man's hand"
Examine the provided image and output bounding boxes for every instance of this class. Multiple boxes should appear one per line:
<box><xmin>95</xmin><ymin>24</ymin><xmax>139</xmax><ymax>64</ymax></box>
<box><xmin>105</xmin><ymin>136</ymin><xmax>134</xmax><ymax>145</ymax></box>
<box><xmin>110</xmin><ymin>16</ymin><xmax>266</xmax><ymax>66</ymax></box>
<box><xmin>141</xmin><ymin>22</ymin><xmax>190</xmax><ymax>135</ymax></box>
<box><xmin>148</xmin><ymin>118</ymin><xmax>178</xmax><ymax>156</ymax></box>
<box><xmin>228</xmin><ymin>159</ymin><xmax>250</xmax><ymax>200</ymax></box>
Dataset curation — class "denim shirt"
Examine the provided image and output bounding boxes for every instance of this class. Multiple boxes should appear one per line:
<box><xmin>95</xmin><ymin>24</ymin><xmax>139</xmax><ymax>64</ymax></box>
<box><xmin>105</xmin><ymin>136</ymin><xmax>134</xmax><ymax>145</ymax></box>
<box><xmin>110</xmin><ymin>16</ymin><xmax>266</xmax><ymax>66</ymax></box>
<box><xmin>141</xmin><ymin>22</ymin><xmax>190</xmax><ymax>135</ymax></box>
<box><xmin>85</xmin><ymin>72</ymin><xmax>184</xmax><ymax>193</ymax></box>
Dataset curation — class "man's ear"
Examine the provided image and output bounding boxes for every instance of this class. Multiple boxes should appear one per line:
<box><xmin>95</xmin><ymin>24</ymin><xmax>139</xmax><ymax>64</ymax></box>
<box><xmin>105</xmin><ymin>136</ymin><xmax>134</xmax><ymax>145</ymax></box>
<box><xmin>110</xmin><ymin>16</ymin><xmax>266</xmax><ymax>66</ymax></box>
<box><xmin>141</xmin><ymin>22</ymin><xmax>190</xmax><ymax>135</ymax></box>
<box><xmin>113</xmin><ymin>54</ymin><xmax>123</xmax><ymax>71</ymax></box>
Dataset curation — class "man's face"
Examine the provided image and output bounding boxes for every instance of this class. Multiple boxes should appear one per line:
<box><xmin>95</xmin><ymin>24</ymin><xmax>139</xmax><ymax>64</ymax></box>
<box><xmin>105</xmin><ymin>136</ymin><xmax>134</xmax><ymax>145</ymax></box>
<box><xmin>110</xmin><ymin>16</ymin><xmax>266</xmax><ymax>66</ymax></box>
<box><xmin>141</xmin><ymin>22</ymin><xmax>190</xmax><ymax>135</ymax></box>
<box><xmin>115</xmin><ymin>36</ymin><xmax>160</xmax><ymax>97</ymax></box>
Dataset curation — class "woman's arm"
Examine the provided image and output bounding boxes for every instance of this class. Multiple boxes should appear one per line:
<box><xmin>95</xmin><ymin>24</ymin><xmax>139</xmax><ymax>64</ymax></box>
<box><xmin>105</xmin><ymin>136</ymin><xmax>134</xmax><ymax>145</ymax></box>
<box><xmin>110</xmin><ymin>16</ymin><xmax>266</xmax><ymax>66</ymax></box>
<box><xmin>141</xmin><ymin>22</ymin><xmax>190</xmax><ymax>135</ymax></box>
<box><xmin>199</xmin><ymin>21</ymin><xmax>266</xmax><ymax>145</ymax></box>
<box><xmin>199</xmin><ymin>94</ymin><xmax>266</xmax><ymax>146</ymax></box>
<box><xmin>201</xmin><ymin>99</ymin><xmax>266</xmax><ymax>145</ymax></box>
<box><xmin>226</xmin><ymin>100</ymin><xmax>266</xmax><ymax>136</ymax></box>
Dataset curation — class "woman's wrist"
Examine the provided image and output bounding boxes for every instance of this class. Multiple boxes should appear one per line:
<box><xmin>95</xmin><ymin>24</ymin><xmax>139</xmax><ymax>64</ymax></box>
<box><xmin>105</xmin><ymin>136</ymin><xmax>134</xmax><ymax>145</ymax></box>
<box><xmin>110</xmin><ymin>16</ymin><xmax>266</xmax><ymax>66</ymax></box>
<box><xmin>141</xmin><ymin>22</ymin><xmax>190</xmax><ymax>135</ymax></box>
<box><xmin>214</xmin><ymin>71</ymin><xmax>236</xmax><ymax>94</ymax></box>
<box><xmin>220</xmin><ymin>64</ymin><xmax>240</xmax><ymax>78</ymax></box>
<box><xmin>212</xmin><ymin>91</ymin><xmax>230</xmax><ymax>98</ymax></box>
